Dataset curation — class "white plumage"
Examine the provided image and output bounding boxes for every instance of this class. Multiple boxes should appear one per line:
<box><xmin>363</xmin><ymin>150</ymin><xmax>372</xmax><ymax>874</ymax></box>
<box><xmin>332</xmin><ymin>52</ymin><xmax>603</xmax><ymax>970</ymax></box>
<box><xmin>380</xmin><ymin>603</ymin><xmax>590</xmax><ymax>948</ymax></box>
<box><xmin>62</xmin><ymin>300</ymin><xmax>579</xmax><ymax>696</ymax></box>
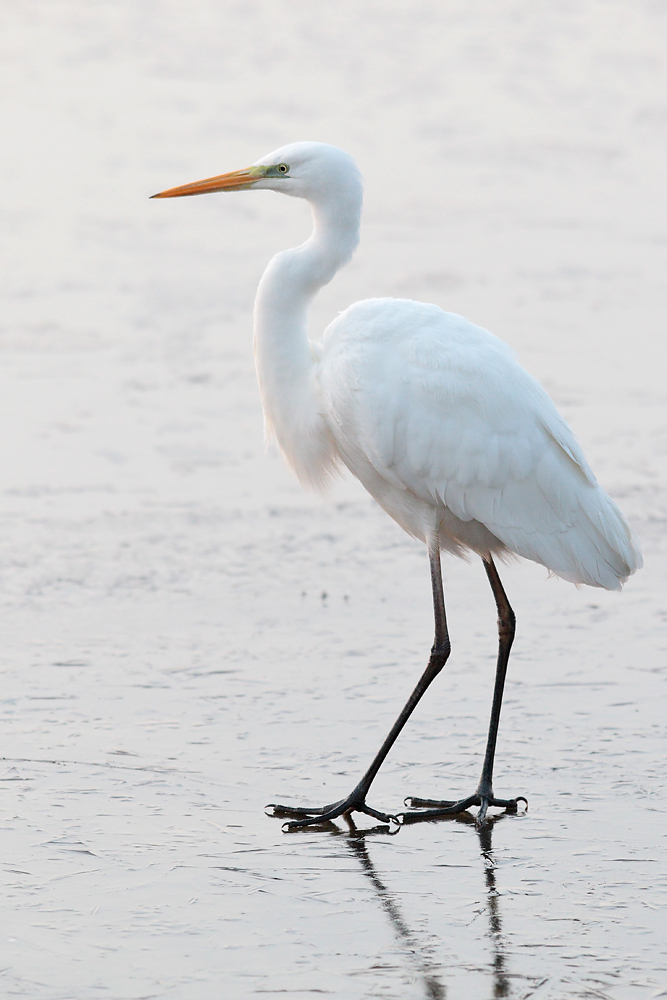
<box><xmin>153</xmin><ymin>141</ymin><xmax>641</xmax><ymax>830</ymax></box>
<box><xmin>319</xmin><ymin>298</ymin><xmax>640</xmax><ymax>590</ymax></box>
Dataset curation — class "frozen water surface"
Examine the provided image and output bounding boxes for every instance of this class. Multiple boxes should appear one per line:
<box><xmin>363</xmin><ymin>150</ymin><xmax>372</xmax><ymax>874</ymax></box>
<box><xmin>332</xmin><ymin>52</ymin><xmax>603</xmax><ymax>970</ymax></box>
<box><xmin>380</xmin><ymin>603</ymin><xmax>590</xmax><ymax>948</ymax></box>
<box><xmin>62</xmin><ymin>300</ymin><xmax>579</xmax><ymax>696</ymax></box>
<box><xmin>1</xmin><ymin>2</ymin><xmax>666</xmax><ymax>997</ymax></box>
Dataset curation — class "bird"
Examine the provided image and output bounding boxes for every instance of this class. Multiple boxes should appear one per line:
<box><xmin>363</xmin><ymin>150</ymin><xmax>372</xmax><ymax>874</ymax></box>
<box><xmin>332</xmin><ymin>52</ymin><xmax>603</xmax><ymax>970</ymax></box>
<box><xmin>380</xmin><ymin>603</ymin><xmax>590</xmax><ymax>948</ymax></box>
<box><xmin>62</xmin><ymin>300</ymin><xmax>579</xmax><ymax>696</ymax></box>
<box><xmin>152</xmin><ymin>141</ymin><xmax>642</xmax><ymax>830</ymax></box>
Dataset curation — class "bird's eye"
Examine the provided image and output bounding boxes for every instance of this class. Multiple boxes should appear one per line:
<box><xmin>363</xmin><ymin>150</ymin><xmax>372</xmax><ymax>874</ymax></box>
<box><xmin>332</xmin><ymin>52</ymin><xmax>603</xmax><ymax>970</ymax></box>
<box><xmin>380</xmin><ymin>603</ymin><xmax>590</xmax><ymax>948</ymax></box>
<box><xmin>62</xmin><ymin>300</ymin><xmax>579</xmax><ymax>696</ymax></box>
<box><xmin>277</xmin><ymin>163</ymin><xmax>289</xmax><ymax>173</ymax></box>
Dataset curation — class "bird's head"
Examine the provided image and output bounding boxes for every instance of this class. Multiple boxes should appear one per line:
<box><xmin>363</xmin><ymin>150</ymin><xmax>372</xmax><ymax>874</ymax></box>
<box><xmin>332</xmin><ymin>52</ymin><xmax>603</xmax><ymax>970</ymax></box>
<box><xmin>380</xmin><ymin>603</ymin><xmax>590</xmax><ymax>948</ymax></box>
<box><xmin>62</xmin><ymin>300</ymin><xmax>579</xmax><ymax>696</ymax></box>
<box><xmin>151</xmin><ymin>141</ymin><xmax>362</xmax><ymax>210</ymax></box>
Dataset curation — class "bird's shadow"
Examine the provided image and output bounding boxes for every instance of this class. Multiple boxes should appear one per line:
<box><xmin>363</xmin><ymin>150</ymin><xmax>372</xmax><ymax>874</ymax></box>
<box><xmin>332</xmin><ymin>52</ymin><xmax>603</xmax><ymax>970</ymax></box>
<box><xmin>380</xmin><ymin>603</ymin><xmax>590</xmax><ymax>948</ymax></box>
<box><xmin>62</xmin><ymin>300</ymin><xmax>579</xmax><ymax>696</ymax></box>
<box><xmin>320</xmin><ymin>811</ymin><xmax>513</xmax><ymax>1000</ymax></box>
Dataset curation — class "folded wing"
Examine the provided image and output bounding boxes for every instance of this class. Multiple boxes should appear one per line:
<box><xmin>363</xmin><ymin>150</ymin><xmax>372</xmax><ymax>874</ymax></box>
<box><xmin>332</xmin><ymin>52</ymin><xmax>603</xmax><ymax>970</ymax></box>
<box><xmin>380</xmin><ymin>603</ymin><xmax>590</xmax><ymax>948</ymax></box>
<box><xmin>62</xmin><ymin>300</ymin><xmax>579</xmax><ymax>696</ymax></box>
<box><xmin>321</xmin><ymin>300</ymin><xmax>641</xmax><ymax>590</ymax></box>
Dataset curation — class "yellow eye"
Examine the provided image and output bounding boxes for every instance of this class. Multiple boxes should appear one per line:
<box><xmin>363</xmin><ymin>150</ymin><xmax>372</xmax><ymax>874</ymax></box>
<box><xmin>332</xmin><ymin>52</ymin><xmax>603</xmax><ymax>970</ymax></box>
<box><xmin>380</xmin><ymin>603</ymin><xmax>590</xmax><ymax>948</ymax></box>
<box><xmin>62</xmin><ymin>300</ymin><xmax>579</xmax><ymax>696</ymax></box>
<box><xmin>277</xmin><ymin>163</ymin><xmax>289</xmax><ymax>173</ymax></box>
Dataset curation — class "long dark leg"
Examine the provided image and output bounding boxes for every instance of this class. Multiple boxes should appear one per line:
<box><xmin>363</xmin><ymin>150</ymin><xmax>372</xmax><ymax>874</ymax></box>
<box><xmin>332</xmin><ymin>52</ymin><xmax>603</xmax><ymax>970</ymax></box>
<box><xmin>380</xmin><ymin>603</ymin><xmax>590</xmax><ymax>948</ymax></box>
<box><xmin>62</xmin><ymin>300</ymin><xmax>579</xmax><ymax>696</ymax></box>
<box><xmin>267</xmin><ymin>543</ymin><xmax>452</xmax><ymax>830</ymax></box>
<box><xmin>401</xmin><ymin>555</ymin><xmax>527</xmax><ymax>825</ymax></box>
<box><xmin>475</xmin><ymin>556</ymin><xmax>525</xmax><ymax>822</ymax></box>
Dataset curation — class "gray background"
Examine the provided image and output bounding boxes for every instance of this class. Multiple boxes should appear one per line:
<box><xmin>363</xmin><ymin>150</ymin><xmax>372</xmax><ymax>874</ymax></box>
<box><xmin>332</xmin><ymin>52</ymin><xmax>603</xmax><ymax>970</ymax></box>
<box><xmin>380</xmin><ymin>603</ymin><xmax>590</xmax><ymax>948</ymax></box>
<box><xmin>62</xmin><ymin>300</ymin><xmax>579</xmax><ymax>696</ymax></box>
<box><xmin>0</xmin><ymin>2</ymin><xmax>665</xmax><ymax>997</ymax></box>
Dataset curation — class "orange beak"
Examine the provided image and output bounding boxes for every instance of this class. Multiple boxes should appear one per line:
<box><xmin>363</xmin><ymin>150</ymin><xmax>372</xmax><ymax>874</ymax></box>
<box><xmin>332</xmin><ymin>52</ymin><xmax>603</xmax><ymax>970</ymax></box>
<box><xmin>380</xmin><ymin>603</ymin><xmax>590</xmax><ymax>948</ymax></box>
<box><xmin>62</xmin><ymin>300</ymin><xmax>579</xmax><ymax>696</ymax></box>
<box><xmin>150</xmin><ymin>166</ymin><xmax>264</xmax><ymax>199</ymax></box>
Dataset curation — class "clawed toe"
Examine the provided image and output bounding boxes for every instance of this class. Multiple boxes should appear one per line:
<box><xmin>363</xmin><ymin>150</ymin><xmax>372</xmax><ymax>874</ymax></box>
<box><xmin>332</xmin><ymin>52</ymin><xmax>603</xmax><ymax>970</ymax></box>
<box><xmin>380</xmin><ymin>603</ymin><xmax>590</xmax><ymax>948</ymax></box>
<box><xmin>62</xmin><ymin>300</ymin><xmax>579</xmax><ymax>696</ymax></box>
<box><xmin>492</xmin><ymin>795</ymin><xmax>528</xmax><ymax>815</ymax></box>
<box><xmin>403</xmin><ymin>796</ymin><xmax>460</xmax><ymax>809</ymax></box>
<box><xmin>265</xmin><ymin>802</ymin><xmax>334</xmax><ymax>819</ymax></box>
<box><xmin>398</xmin><ymin>793</ymin><xmax>478</xmax><ymax>824</ymax></box>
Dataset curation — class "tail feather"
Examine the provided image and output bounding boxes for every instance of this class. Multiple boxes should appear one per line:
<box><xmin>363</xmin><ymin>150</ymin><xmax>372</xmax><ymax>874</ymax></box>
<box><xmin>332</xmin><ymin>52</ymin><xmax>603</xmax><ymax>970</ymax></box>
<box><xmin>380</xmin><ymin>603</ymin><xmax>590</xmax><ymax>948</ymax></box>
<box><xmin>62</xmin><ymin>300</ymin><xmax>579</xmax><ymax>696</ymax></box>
<box><xmin>491</xmin><ymin>483</ymin><xmax>641</xmax><ymax>590</ymax></box>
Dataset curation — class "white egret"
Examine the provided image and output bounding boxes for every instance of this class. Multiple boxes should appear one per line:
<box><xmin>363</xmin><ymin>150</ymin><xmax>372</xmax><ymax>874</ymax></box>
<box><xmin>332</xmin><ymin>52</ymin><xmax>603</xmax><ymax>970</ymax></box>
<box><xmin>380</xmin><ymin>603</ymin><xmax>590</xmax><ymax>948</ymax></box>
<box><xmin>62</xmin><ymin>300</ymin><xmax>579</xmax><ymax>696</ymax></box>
<box><xmin>152</xmin><ymin>142</ymin><xmax>642</xmax><ymax>830</ymax></box>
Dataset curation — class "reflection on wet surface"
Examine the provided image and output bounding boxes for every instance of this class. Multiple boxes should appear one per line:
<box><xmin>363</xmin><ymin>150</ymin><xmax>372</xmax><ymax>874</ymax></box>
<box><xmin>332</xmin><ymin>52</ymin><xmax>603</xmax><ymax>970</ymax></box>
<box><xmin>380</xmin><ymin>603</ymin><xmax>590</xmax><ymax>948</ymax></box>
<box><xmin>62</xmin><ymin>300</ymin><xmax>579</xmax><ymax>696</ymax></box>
<box><xmin>477</xmin><ymin>822</ymin><xmax>510</xmax><ymax>1000</ymax></box>
<box><xmin>345</xmin><ymin>824</ymin><xmax>447</xmax><ymax>1000</ymax></box>
<box><xmin>341</xmin><ymin>817</ymin><xmax>516</xmax><ymax>1000</ymax></box>
<box><xmin>295</xmin><ymin>814</ymin><xmax>554</xmax><ymax>999</ymax></box>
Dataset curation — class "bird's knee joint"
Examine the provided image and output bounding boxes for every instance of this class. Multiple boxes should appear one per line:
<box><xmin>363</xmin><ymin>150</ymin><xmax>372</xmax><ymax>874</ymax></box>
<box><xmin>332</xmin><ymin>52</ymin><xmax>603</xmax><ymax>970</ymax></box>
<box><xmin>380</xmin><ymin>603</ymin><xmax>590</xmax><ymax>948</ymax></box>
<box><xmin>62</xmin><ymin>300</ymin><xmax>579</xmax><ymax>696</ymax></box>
<box><xmin>498</xmin><ymin>611</ymin><xmax>516</xmax><ymax>643</ymax></box>
<box><xmin>429</xmin><ymin>639</ymin><xmax>451</xmax><ymax>672</ymax></box>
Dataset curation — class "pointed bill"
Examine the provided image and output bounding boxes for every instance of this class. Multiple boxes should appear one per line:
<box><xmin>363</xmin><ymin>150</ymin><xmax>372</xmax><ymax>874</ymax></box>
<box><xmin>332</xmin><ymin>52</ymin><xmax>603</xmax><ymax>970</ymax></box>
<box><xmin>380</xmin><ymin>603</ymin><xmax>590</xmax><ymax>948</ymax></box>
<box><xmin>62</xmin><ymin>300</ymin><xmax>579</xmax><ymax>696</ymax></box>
<box><xmin>150</xmin><ymin>166</ymin><xmax>264</xmax><ymax>199</ymax></box>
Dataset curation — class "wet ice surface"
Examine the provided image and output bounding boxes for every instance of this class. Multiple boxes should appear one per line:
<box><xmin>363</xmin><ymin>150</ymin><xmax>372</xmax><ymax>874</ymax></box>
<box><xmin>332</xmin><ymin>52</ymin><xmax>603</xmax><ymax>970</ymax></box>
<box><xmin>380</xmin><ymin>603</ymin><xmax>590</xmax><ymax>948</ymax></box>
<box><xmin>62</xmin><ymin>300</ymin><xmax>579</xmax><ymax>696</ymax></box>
<box><xmin>1</xmin><ymin>2</ymin><xmax>667</xmax><ymax>997</ymax></box>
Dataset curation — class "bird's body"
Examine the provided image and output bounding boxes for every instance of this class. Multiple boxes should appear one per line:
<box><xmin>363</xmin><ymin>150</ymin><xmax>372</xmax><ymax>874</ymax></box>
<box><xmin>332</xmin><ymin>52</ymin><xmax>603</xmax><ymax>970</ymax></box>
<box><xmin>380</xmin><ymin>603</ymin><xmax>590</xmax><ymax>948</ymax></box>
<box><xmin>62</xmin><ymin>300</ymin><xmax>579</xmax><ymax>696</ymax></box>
<box><xmin>153</xmin><ymin>141</ymin><xmax>641</xmax><ymax>829</ymax></box>
<box><xmin>313</xmin><ymin>297</ymin><xmax>636</xmax><ymax>589</ymax></box>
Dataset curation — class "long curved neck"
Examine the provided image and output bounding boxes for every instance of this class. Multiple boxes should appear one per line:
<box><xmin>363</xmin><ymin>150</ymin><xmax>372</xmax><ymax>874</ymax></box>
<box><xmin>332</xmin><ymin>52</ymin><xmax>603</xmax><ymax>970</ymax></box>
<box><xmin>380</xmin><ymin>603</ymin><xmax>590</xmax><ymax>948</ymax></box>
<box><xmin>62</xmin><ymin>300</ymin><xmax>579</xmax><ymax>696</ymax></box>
<box><xmin>253</xmin><ymin>193</ymin><xmax>361</xmax><ymax>487</ymax></box>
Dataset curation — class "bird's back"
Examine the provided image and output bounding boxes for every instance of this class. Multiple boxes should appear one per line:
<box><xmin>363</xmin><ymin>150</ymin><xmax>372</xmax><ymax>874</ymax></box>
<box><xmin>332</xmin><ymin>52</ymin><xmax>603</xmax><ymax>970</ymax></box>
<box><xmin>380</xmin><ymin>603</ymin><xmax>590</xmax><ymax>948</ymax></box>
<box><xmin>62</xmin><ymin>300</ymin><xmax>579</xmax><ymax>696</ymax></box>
<box><xmin>318</xmin><ymin>298</ymin><xmax>641</xmax><ymax>590</ymax></box>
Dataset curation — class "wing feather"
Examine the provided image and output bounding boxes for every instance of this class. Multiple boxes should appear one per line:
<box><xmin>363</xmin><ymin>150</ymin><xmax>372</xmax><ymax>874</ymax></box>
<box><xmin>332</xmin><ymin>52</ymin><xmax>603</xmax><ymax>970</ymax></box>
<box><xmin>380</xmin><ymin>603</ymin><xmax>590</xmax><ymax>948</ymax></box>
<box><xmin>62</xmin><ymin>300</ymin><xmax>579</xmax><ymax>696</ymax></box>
<box><xmin>319</xmin><ymin>299</ymin><xmax>641</xmax><ymax>589</ymax></box>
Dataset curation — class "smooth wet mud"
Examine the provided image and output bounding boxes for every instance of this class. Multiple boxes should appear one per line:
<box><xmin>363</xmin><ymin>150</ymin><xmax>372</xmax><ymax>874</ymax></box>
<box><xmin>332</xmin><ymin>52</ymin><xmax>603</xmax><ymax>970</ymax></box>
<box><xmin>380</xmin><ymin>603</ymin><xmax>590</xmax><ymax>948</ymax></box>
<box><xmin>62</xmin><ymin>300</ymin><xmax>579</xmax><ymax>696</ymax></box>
<box><xmin>1</xmin><ymin>2</ymin><xmax>666</xmax><ymax>997</ymax></box>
